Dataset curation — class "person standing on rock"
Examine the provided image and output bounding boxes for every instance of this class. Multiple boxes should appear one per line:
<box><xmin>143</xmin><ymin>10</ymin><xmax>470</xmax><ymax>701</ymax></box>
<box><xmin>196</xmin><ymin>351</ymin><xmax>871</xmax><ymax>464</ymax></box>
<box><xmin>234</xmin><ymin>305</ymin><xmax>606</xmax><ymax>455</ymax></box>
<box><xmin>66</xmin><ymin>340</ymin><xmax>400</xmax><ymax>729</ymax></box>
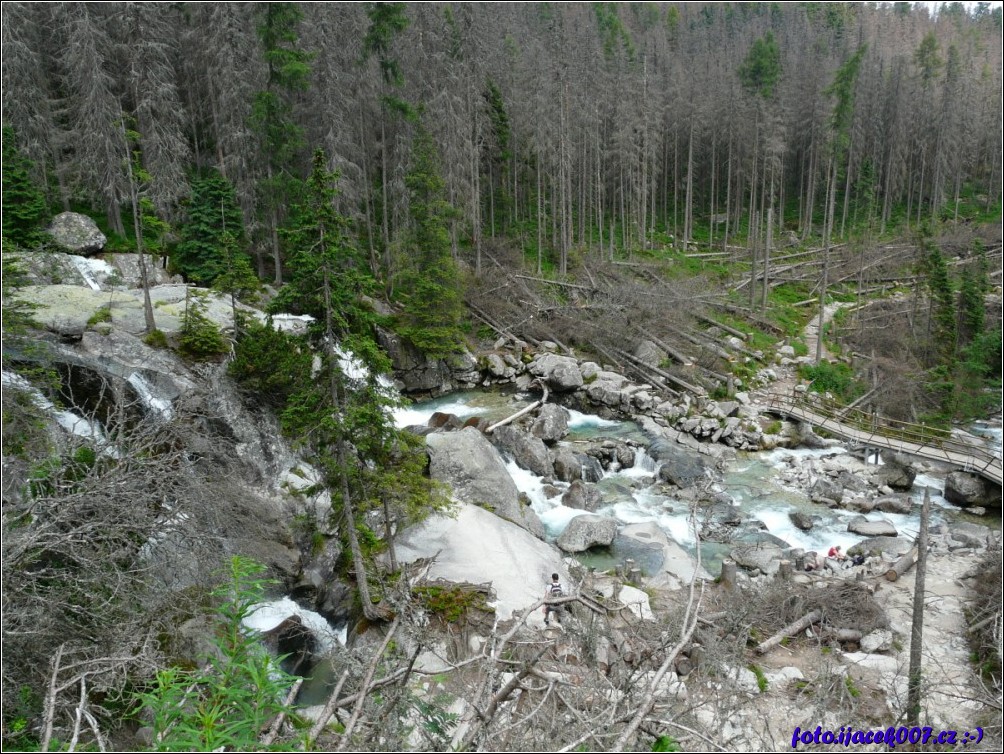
<box><xmin>544</xmin><ymin>573</ymin><xmax>564</xmax><ymax>626</ymax></box>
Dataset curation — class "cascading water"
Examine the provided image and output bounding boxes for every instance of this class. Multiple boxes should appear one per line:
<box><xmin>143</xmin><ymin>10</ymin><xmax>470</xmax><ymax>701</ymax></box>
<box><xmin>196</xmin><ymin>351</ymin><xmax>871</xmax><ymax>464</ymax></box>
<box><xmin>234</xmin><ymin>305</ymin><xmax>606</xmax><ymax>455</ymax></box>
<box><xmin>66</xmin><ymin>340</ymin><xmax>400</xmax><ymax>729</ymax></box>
<box><xmin>127</xmin><ymin>372</ymin><xmax>174</xmax><ymax>420</ymax></box>
<box><xmin>401</xmin><ymin>390</ymin><xmax>968</xmax><ymax>569</ymax></box>
<box><xmin>67</xmin><ymin>255</ymin><xmax>116</xmax><ymax>291</ymax></box>
<box><xmin>3</xmin><ymin>370</ymin><xmax>116</xmax><ymax>451</ymax></box>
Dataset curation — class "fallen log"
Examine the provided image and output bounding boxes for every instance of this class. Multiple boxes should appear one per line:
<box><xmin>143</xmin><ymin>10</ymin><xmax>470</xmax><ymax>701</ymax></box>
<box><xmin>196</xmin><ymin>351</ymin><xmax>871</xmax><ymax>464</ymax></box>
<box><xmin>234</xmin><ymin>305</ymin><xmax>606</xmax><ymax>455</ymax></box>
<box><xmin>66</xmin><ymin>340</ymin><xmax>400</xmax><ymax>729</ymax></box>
<box><xmin>885</xmin><ymin>547</ymin><xmax>918</xmax><ymax>582</ymax></box>
<box><xmin>695</xmin><ymin>313</ymin><xmax>747</xmax><ymax>340</ymax></box>
<box><xmin>755</xmin><ymin>610</ymin><xmax>822</xmax><ymax>654</ymax></box>
<box><xmin>486</xmin><ymin>382</ymin><xmax>548</xmax><ymax>434</ymax></box>
<box><xmin>612</xmin><ymin>346</ymin><xmax>704</xmax><ymax>396</ymax></box>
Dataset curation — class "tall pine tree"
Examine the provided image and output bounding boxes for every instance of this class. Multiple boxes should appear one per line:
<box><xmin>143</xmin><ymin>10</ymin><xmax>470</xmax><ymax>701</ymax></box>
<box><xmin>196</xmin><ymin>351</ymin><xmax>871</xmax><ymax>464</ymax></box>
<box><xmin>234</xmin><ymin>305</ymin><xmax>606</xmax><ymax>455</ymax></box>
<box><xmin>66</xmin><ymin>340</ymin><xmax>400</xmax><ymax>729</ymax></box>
<box><xmin>2</xmin><ymin>126</ymin><xmax>48</xmax><ymax>248</ymax></box>
<box><xmin>175</xmin><ymin>170</ymin><xmax>247</xmax><ymax>285</ymax></box>
<box><xmin>251</xmin><ymin>2</ymin><xmax>312</xmax><ymax>285</ymax></box>
<box><xmin>396</xmin><ymin>124</ymin><xmax>464</xmax><ymax>358</ymax></box>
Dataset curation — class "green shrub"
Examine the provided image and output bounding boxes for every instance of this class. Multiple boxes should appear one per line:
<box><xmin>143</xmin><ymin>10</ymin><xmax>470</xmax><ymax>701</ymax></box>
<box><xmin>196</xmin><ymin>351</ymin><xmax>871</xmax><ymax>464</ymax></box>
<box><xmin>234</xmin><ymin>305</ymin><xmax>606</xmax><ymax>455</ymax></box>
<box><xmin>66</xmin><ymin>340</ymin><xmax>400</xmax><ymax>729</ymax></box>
<box><xmin>797</xmin><ymin>361</ymin><xmax>862</xmax><ymax>402</ymax></box>
<box><xmin>844</xmin><ymin>675</ymin><xmax>861</xmax><ymax>698</ymax></box>
<box><xmin>133</xmin><ymin>557</ymin><xmax>302</xmax><ymax>751</ymax></box>
<box><xmin>748</xmin><ymin>663</ymin><xmax>769</xmax><ymax>693</ymax></box>
<box><xmin>144</xmin><ymin>329</ymin><xmax>169</xmax><ymax>349</ymax></box>
<box><xmin>178</xmin><ymin>301</ymin><xmax>227</xmax><ymax>360</ymax></box>
<box><xmin>414</xmin><ymin>584</ymin><xmax>489</xmax><ymax>623</ymax></box>
<box><xmin>87</xmin><ymin>305</ymin><xmax>113</xmax><ymax>327</ymax></box>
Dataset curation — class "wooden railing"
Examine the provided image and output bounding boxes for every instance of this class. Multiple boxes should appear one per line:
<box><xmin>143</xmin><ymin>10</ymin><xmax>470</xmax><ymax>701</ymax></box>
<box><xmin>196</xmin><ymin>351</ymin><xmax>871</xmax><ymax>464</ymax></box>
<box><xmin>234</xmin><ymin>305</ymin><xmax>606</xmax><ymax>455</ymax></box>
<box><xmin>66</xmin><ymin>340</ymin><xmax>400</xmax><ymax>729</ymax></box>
<box><xmin>762</xmin><ymin>391</ymin><xmax>1003</xmax><ymax>485</ymax></box>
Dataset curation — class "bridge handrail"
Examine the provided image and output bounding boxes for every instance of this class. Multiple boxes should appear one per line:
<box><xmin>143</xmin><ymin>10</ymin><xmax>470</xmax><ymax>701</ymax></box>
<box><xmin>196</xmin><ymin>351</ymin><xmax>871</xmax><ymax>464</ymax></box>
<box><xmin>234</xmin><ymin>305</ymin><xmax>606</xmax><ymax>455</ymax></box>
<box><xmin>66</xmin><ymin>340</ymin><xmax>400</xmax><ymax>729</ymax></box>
<box><xmin>762</xmin><ymin>392</ymin><xmax>1002</xmax><ymax>473</ymax></box>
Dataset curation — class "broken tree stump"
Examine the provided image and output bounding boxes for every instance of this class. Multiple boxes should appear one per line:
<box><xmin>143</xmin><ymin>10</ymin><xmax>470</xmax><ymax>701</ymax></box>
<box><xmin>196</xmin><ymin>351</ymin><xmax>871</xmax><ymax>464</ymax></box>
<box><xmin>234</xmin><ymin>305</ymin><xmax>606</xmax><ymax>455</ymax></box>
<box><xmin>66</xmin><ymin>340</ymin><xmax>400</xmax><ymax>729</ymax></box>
<box><xmin>885</xmin><ymin>547</ymin><xmax>919</xmax><ymax>582</ymax></box>
<box><xmin>720</xmin><ymin>559</ymin><xmax>737</xmax><ymax>590</ymax></box>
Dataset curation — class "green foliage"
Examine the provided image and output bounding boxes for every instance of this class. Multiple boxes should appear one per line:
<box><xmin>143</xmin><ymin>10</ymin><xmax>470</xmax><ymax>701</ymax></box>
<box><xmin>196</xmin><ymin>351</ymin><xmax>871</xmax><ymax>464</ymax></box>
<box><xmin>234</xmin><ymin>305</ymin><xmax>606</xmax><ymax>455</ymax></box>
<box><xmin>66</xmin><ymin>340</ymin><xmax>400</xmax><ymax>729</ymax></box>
<box><xmin>363</xmin><ymin>2</ymin><xmax>410</xmax><ymax>85</ymax></box>
<box><xmin>739</xmin><ymin>32</ymin><xmax>781</xmax><ymax>98</ymax></box>
<box><xmin>844</xmin><ymin>674</ymin><xmax>861</xmax><ymax>698</ymax></box>
<box><xmin>178</xmin><ymin>297</ymin><xmax>227</xmax><ymax>360</ymax></box>
<box><xmin>134</xmin><ymin>557</ymin><xmax>302</xmax><ymax>751</ymax></box>
<box><xmin>229</xmin><ymin>318</ymin><xmax>312</xmax><ymax>408</ymax></box>
<box><xmin>87</xmin><ymin>305</ymin><xmax>113</xmax><ymax>327</ymax></box>
<box><xmin>2</xmin><ymin>126</ymin><xmax>48</xmax><ymax>248</ymax></box>
<box><xmin>144</xmin><ymin>328</ymin><xmax>169</xmax><ymax>349</ymax></box>
<box><xmin>4</xmin><ymin>684</ymin><xmax>42</xmax><ymax>751</ymax></box>
<box><xmin>798</xmin><ymin>361</ymin><xmax>862</xmax><ymax>402</ymax></box>
<box><xmin>1</xmin><ymin>377</ymin><xmax>53</xmax><ymax>460</ymax></box>
<box><xmin>749</xmin><ymin>664</ymin><xmax>769</xmax><ymax>693</ymax></box>
<box><xmin>826</xmin><ymin>45</ymin><xmax>867</xmax><ymax>154</ymax></box>
<box><xmin>29</xmin><ymin>446</ymin><xmax>100</xmax><ymax>498</ymax></box>
<box><xmin>915</xmin><ymin>31</ymin><xmax>943</xmax><ymax>84</ymax></box>
<box><xmin>174</xmin><ymin>170</ymin><xmax>248</xmax><ymax>285</ymax></box>
<box><xmin>394</xmin><ymin>125</ymin><xmax>464</xmax><ymax>358</ymax></box>
<box><xmin>414</xmin><ymin>584</ymin><xmax>489</xmax><ymax>623</ymax></box>
<box><xmin>923</xmin><ymin>245</ymin><xmax>957</xmax><ymax>363</ymax></box>
<box><xmin>594</xmin><ymin>3</ymin><xmax>636</xmax><ymax>61</ymax></box>
<box><xmin>652</xmin><ymin>734</ymin><xmax>681</xmax><ymax>752</ymax></box>
<box><xmin>273</xmin><ymin>148</ymin><xmax>373</xmax><ymax>332</ymax></box>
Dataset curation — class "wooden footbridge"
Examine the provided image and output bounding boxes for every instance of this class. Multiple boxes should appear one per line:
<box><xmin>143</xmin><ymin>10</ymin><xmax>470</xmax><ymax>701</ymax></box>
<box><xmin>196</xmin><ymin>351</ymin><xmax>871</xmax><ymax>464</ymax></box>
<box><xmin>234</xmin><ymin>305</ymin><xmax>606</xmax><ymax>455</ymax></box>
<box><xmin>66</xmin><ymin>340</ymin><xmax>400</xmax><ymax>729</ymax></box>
<box><xmin>761</xmin><ymin>393</ymin><xmax>1002</xmax><ymax>486</ymax></box>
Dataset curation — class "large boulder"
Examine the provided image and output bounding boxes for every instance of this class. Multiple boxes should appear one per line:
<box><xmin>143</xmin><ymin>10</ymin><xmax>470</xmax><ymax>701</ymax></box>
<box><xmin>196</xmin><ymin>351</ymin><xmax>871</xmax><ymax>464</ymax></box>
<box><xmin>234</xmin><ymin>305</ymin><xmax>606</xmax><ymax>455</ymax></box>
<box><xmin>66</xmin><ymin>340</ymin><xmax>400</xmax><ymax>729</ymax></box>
<box><xmin>393</xmin><ymin>502</ymin><xmax>566</xmax><ymax>620</ymax></box>
<box><xmin>426</xmin><ymin>428</ymin><xmax>543</xmax><ymax>536</ymax></box>
<box><xmin>491</xmin><ymin>425</ymin><xmax>553</xmax><ymax>478</ymax></box>
<box><xmin>873</xmin><ymin>495</ymin><xmax>913</xmax><ymax>515</ymax></box>
<box><xmin>530</xmin><ymin>403</ymin><xmax>570</xmax><ymax>443</ymax></box>
<box><xmin>944</xmin><ymin>471</ymin><xmax>1001</xmax><ymax>509</ymax></box>
<box><xmin>578</xmin><ymin>453</ymin><xmax>605</xmax><ymax>483</ymax></box>
<box><xmin>556</xmin><ymin>514</ymin><xmax>617</xmax><ymax>552</ymax></box>
<box><xmin>809</xmin><ymin>477</ymin><xmax>844</xmax><ymax>504</ymax></box>
<box><xmin>634</xmin><ymin>340</ymin><xmax>667</xmax><ymax>368</ymax></box>
<box><xmin>788</xmin><ymin>511</ymin><xmax>816</xmax><ymax>531</ymax></box>
<box><xmin>872</xmin><ymin>453</ymin><xmax>917</xmax><ymax>490</ymax></box>
<box><xmin>654</xmin><ymin>445</ymin><xmax>708</xmax><ymax>489</ymax></box>
<box><xmin>561</xmin><ymin>479</ymin><xmax>604</xmax><ymax>511</ymax></box>
<box><xmin>847</xmin><ymin>536</ymin><xmax>913</xmax><ymax>559</ymax></box>
<box><xmin>730</xmin><ymin>544</ymin><xmax>784</xmax><ymax>575</ymax></box>
<box><xmin>376</xmin><ymin>328</ymin><xmax>452</xmax><ymax>394</ymax></box>
<box><xmin>551</xmin><ymin>448</ymin><xmax>582</xmax><ymax>482</ymax></box>
<box><xmin>848</xmin><ymin>518</ymin><xmax>898</xmax><ymax>537</ymax></box>
<box><xmin>528</xmin><ymin>353</ymin><xmax>583</xmax><ymax>392</ymax></box>
<box><xmin>619</xmin><ymin>522</ymin><xmax>713</xmax><ymax>589</ymax></box>
<box><xmin>46</xmin><ymin>212</ymin><xmax>106</xmax><ymax>255</ymax></box>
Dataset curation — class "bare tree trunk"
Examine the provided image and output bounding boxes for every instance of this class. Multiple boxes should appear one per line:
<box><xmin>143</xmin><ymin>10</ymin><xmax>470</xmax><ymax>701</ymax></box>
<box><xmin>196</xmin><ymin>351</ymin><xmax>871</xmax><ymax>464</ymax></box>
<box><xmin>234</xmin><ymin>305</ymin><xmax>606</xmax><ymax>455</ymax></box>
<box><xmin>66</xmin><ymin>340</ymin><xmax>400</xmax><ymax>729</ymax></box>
<box><xmin>816</xmin><ymin>157</ymin><xmax>837</xmax><ymax>365</ymax></box>
<box><xmin>906</xmin><ymin>489</ymin><xmax>931</xmax><ymax>725</ymax></box>
<box><xmin>762</xmin><ymin>205</ymin><xmax>773</xmax><ymax>310</ymax></box>
<box><xmin>536</xmin><ymin>159</ymin><xmax>543</xmax><ymax>274</ymax></box>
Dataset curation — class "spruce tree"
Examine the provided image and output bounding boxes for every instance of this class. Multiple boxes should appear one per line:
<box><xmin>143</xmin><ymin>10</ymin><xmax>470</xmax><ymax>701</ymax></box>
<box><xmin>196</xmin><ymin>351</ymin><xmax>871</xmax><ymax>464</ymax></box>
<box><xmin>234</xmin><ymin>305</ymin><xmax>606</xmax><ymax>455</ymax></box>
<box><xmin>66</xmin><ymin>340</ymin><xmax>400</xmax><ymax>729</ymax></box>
<box><xmin>396</xmin><ymin>125</ymin><xmax>464</xmax><ymax>358</ymax></box>
<box><xmin>277</xmin><ymin>148</ymin><xmax>440</xmax><ymax>617</ymax></box>
<box><xmin>250</xmin><ymin>1</ymin><xmax>312</xmax><ymax>285</ymax></box>
<box><xmin>1</xmin><ymin>126</ymin><xmax>48</xmax><ymax>248</ymax></box>
<box><xmin>175</xmin><ymin>170</ymin><xmax>247</xmax><ymax>285</ymax></box>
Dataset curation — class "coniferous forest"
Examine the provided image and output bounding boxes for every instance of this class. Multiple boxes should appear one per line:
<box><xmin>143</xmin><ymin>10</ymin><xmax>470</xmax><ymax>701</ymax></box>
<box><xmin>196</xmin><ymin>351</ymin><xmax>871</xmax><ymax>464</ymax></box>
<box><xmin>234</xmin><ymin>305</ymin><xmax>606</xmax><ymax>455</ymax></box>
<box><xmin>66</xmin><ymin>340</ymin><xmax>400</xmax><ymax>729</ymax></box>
<box><xmin>1</xmin><ymin>2</ymin><xmax>1002</xmax><ymax>752</ymax></box>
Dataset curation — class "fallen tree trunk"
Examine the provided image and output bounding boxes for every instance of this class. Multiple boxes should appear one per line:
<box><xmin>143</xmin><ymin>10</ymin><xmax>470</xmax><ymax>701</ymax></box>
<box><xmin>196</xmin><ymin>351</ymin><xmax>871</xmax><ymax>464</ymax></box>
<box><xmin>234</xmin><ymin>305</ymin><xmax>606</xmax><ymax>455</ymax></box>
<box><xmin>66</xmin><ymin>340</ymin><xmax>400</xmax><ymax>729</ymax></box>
<box><xmin>755</xmin><ymin>610</ymin><xmax>822</xmax><ymax>654</ymax></box>
<box><xmin>486</xmin><ymin>382</ymin><xmax>548</xmax><ymax>434</ymax></box>
<box><xmin>630</xmin><ymin>325</ymin><xmax>695</xmax><ymax>367</ymax></box>
<box><xmin>886</xmin><ymin>547</ymin><xmax>918</xmax><ymax>582</ymax></box>
<box><xmin>695</xmin><ymin>313</ymin><xmax>747</xmax><ymax>340</ymax></box>
<box><xmin>612</xmin><ymin>346</ymin><xmax>704</xmax><ymax>396</ymax></box>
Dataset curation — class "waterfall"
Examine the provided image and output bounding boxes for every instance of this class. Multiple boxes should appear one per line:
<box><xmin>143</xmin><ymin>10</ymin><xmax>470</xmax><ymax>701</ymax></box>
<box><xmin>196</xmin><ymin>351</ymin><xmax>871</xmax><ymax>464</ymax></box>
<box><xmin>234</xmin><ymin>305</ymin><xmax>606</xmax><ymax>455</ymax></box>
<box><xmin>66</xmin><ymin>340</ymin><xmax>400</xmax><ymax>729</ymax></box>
<box><xmin>68</xmin><ymin>255</ymin><xmax>115</xmax><ymax>291</ymax></box>
<box><xmin>127</xmin><ymin>372</ymin><xmax>174</xmax><ymax>419</ymax></box>
<box><xmin>3</xmin><ymin>370</ymin><xmax>114</xmax><ymax>449</ymax></box>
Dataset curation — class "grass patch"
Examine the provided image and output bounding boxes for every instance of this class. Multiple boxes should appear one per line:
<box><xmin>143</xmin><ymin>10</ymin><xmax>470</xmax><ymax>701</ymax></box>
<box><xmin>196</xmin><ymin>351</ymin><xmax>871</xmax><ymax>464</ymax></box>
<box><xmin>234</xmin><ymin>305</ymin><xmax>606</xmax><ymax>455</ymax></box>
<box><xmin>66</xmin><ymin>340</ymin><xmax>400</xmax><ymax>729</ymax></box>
<box><xmin>86</xmin><ymin>305</ymin><xmax>112</xmax><ymax>327</ymax></box>
<box><xmin>797</xmin><ymin>361</ymin><xmax>864</xmax><ymax>403</ymax></box>
<box><xmin>144</xmin><ymin>329</ymin><xmax>169</xmax><ymax>349</ymax></box>
<box><xmin>748</xmin><ymin>663</ymin><xmax>769</xmax><ymax>693</ymax></box>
